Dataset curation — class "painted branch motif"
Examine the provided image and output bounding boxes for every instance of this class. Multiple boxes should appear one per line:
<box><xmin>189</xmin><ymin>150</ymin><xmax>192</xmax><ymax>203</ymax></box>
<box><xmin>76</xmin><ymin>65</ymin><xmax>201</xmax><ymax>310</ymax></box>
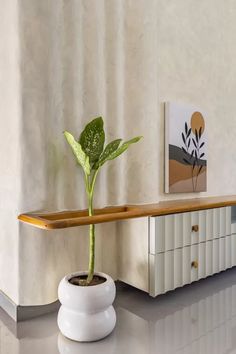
<box><xmin>181</xmin><ymin>112</ymin><xmax>206</xmax><ymax>192</ymax></box>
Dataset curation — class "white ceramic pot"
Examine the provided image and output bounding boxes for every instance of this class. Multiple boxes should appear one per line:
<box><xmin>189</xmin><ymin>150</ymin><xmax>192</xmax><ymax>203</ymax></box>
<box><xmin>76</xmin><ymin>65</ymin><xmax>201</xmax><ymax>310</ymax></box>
<box><xmin>57</xmin><ymin>271</ymin><xmax>116</xmax><ymax>342</ymax></box>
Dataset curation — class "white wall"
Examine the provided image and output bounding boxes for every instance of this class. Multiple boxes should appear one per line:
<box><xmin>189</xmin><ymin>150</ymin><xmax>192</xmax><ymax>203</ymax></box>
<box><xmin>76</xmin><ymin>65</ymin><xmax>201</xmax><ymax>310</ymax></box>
<box><xmin>0</xmin><ymin>0</ymin><xmax>20</xmax><ymax>304</ymax></box>
<box><xmin>1</xmin><ymin>0</ymin><xmax>236</xmax><ymax>305</ymax></box>
<box><xmin>158</xmin><ymin>0</ymin><xmax>236</xmax><ymax>199</ymax></box>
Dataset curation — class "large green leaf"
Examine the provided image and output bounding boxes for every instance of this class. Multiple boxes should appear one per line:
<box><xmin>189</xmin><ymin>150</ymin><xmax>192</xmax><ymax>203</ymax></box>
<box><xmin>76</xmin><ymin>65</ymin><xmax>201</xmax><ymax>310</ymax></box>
<box><xmin>97</xmin><ymin>136</ymin><xmax>142</xmax><ymax>167</ymax></box>
<box><xmin>64</xmin><ymin>131</ymin><xmax>90</xmax><ymax>175</ymax></box>
<box><xmin>79</xmin><ymin>117</ymin><xmax>105</xmax><ymax>164</ymax></box>
<box><xmin>96</xmin><ymin>138</ymin><xmax>122</xmax><ymax>168</ymax></box>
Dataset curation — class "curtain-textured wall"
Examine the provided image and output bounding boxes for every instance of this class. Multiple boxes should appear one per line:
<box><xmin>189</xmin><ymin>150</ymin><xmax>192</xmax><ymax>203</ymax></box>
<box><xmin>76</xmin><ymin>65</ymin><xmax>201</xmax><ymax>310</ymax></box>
<box><xmin>19</xmin><ymin>0</ymin><xmax>160</xmax><ymax>212</ymax></box>
<box><xmin>0</xmin><ymin>0</ymin><xmax>20</xmax><ymax>304</ymax></box>
<box><xmin>18</xmin><ymin>0</ymin><xmax>159</xmax><ymax>305</ymax></box>
<box><xmin>1</xmin><ymin>0</ymin><xmax>236</xmax><ymax>305</ymax></box>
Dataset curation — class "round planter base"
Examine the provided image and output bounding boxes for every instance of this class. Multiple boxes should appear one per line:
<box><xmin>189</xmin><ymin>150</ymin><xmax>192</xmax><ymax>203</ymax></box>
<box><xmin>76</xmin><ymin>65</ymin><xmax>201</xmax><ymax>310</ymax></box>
<box><xmin>58</xmin><ymin>305</ymin><xmax>116</xmax><ymax>342</ymax></box>
<box><xmin>57</xmin><ymin>271</ymin><xmax>116</xmax><ymax>342</ymax></box>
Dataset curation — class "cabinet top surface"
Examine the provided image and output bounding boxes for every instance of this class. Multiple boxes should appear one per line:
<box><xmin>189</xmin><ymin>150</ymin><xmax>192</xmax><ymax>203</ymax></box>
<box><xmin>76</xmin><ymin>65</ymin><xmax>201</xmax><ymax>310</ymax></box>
<box><xmin>18</xmin><ymin>195</ymin><xmax>236</xmax><ymax>230</ymax></box>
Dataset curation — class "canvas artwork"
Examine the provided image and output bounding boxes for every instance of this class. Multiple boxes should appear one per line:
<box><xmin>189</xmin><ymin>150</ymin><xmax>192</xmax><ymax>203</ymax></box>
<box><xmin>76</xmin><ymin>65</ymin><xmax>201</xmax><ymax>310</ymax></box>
<box><xmin>165</xmin><ymin>102</ymin><xmax>207</xmax><ymax>193</ymax></box>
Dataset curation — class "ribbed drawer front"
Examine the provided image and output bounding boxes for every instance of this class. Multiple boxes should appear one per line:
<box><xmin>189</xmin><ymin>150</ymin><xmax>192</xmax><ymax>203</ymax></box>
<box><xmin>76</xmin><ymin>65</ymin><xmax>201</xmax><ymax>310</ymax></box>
<box><xmin>149</xmin><ymin>207</ymin><xmax>231</xmax><ymax>254</ymax></box>
<box><xmin>149</xmin><ymin>234</ymin><xmax>236</xmax><ymax>297</ymax></box>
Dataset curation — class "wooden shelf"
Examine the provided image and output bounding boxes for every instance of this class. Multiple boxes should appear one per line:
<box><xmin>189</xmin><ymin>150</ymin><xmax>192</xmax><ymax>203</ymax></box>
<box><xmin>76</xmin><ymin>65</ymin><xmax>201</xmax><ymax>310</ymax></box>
<box><xmin>18</xmin><ymin>195</ymin><xmax>236</xmax><ymax>230</ymax></box>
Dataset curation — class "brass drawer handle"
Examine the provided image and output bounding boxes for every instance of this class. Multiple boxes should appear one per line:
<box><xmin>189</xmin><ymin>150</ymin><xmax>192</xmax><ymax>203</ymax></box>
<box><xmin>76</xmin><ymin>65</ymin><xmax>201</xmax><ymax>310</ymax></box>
<box><xmin>192</xmin><ymin>225</ymin><xmax>199</xmax><ymax>232</ymax></box>
<box><xmin>191</xmin><ymin>261</ymin><xmax>198</xmax><ymax>269</ymax></box>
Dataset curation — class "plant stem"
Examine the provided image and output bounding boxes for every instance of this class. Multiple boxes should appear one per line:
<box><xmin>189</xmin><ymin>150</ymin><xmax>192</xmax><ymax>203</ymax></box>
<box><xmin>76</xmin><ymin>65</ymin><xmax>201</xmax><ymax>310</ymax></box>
<box><xmin>86</xmin><ymin>195</ymin><xmax>95</xmax><ymax>284</ymax></box>
<box><xmin>86</xmin><ymin>169</ymin><xmax>99</xmax><ymax>285</ymax></box>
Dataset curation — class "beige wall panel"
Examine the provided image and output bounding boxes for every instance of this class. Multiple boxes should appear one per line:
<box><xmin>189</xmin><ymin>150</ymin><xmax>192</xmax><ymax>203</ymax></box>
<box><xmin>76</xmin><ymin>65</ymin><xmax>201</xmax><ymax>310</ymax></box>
<box><xmin>0</xmin><ymin>0</ymin><xmax>20</xmax><ymax>303</ymax></box>
<box><xmin>117</xmin><ymin>218</ymin><xmax>149</xmax><ymax>293</ymax></box>
<box><xmin>2</xmin><ymin>0</ymin><xmax>236</xmax><ymax>305</ymax></box>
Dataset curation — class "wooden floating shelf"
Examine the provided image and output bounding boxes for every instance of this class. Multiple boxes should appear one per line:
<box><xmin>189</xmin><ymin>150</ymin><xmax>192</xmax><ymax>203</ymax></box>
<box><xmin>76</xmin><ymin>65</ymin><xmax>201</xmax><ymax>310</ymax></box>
<box><xmin>18</xmin><ymin>195</ymin><xmax>236</xmax><ymax>230</ymax></box>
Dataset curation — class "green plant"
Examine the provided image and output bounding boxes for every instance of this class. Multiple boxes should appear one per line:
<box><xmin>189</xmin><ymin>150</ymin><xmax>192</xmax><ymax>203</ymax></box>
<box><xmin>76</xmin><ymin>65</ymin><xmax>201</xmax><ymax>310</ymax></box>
<box><xmin>64</xmin><ymin>117</ymin><xmax>142</xmax><ymax>285</ymax></box>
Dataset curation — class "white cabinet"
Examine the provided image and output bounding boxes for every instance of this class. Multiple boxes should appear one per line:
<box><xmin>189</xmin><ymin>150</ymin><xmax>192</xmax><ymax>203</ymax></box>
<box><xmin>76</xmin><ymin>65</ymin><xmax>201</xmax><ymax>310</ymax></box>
<box><xmin>117</xmin><ymin>206</ymin><xmax>236</xmax><ymax>297</ymax></box>
<box><xmin>149</xmin><ymin>207</ymin><xmax>234</xmax><ymax>297</ymax></box>
<box><xmin>149</xmin><ymin>207</ymin><xmax>231</xmax><ymax>254</ymax></box>
<box><xmin>149</xmin><ymin>234</ymin><xmax>236</xmax><ymax>297</ymax></box>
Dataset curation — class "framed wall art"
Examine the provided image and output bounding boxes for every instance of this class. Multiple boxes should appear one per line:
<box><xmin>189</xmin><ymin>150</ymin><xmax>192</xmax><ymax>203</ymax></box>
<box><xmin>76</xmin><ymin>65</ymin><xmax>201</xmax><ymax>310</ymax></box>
<box><xmin>165</xmin><ymin>102</ymin><xmax>207</xmax><ymax>193</ymax></box>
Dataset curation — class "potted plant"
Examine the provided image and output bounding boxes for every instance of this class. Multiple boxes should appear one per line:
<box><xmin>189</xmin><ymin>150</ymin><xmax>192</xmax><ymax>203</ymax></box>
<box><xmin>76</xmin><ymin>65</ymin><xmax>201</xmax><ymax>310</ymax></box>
<box><xmin>57</xmin><ymin>117</ymin><xmax>142</xmax><ymax>342</ymax></box>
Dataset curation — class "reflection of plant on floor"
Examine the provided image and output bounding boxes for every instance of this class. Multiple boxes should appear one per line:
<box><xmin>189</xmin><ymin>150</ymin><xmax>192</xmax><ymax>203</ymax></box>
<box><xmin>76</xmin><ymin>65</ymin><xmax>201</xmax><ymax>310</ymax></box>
<box><xmin>181</xmin><ymin>122</ymin><xmax>205</xmax><ymax>192</ymax></box>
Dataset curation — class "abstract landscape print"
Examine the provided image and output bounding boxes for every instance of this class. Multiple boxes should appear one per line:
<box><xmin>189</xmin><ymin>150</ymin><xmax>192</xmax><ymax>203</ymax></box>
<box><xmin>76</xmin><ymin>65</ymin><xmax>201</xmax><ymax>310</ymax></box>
<box><xmin>165</xmin><ymin>102</ymin><xmax>207</xmax><ymax>193</ymax></box>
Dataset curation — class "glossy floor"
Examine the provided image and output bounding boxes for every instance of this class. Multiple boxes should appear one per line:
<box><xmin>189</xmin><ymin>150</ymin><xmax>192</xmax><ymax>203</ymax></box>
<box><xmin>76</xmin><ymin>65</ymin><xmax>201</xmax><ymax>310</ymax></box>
<box><xmin>1</xmin><ymin>269</ymin><xmax>236</xmax><ymax>354</ymax></box>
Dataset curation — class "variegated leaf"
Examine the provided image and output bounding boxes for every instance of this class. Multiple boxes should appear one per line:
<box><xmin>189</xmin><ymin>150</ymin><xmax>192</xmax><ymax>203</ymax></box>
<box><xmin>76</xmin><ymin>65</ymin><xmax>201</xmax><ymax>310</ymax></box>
<box><xmin>79</xmin><ymin>117</ymin><xmax>105</xmax><ymax>164</ymax></box>
<box><xmin>64</xmin><ymin>131</ymin><xmax>90</xmax><ymax>175</ymax></box>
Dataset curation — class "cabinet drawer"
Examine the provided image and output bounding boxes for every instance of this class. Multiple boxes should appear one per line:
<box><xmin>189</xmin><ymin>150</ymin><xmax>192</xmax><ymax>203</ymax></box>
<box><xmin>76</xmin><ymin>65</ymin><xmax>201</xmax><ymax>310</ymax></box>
<box><xmin>149</xmin><ymin>207</ymin><xmax>231</xmax><ymax>254</ymax></box>
<box><xmin>149</xmin><ymin>233</ymin><xmax>236</xmax><ymax>297</ymax></box>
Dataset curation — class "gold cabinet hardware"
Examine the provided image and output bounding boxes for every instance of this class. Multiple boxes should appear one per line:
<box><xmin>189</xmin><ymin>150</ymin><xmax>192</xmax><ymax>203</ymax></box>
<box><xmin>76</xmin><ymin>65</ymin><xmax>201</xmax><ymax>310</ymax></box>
<box><xmin>191</xmin><ymin>261</ymin><xmax>198</xmax><ymax>269</ymax></box>
<box><xmin>192</xmin><ymin>225</ymin><xmax>199</xmax><ymax>232</ymax></box>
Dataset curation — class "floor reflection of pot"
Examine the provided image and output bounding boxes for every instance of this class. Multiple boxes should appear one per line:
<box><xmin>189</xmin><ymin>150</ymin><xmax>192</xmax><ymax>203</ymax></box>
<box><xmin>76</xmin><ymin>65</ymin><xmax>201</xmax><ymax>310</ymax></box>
<box><xmin>57</xmin><ymin>332</ymin><xmax>117</xmax><ymax>354</ymax></box>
